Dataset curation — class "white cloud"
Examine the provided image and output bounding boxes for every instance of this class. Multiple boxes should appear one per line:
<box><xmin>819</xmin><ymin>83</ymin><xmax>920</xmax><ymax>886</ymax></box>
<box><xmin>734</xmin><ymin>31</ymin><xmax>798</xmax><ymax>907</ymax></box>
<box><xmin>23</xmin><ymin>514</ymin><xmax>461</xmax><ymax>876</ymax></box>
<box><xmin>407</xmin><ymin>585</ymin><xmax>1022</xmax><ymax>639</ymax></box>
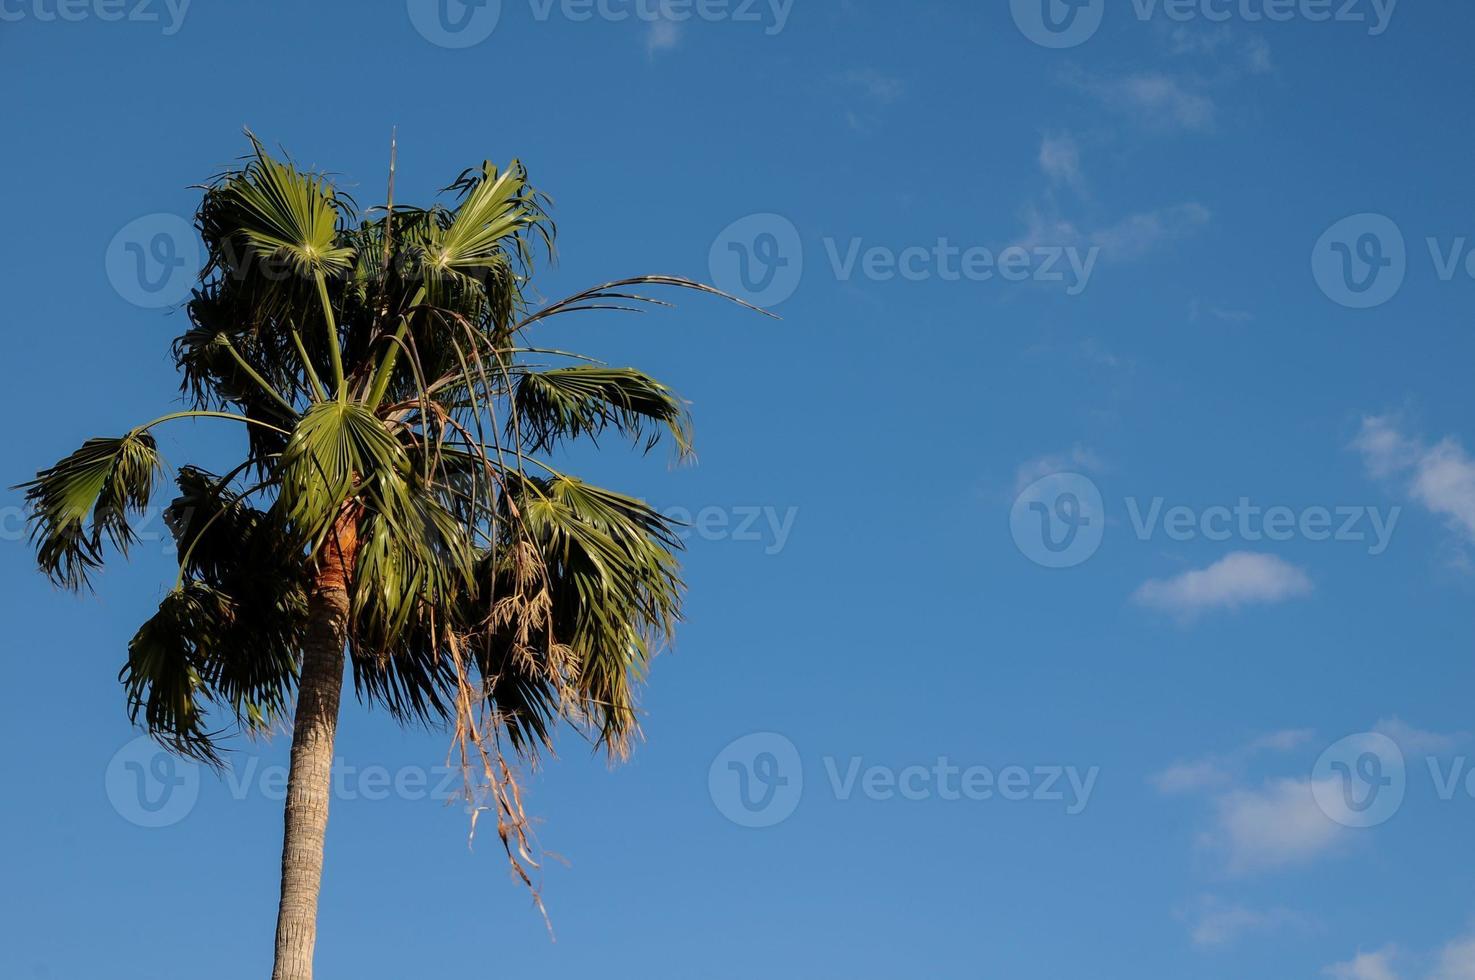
<box><xmin>1326</xmin><ymin>948</ymin><xmax>1401</xmax><ymax>980</ymax></box>
<box><xmin>1248</xmin><ymin>729</ymin><xmax>1316</xmax><ymax>753</ymax></box>
<box><xmin>1354</xmin><ymin>416</ymin><xmax>1420</xmax><ymax>478</ymax></box>
<box><xmin>1010</xmin><ymin>203</ymin><xmax>1083</xmax><ymax>252</ymax></box>
<box><xmin>837</xmin><ymin>69</ymin><xmax>904</xmax><ymax>131</ymax></box>
<box><xmin>1375</xmin><ymin>717</ymin><xmax>1464</xmax><ymax>756</ymax></box>
<box><xmin>1076</xmin><ymin>72</ymin><xmax>1217</xmax><ymax>131</ymax></box>
<box><xmin>1154</xmin><ymin>760</ymin><xmax>1231</xmax><ymax>795</ymax></box>
<box><xmin>1188</xmin><ymin>896</ymin><xmax>1299</xmax><ymax>948</ymax></box>
<box><xmin>1433</xmin><ymin>937</ymin><xmax>1475</xmax><ymax>980</ymax></box>
<box><xmin>643</xmin><ymin>18</ymin><xmax>681</xmax><ymax>55</ymax></box>
<box><xmin>840</xmin><ymin>68</ymin><xmax>904</xmax><ymax>105</ymax></box>
<box><xmin>1088</xmin><ymin>202</ymin><xmax>1212</xmax><ymax>260</ymax></box>
<box><xmin>1039</xmin><ymin>133</ymin><xmax>1084</xmax><ymax>192</ymax></box>
<box><xmin>1010</xmin><ymin>200</ymin><xmax>1209</xmax><ymax>262</ymax></box>
<box><xmin>1412</xmin><ymin>441</ymin><xmax>1475</xmax><ymax>540</ymax></box>
<box><xmin>1325</xmin><ymin>932</ymin><xmax>1475</xmax><ymax>980</ymax></box>
<box><xmin>1211</xmin><ymin>777</ymin><xmax>1346</xmax><ymax>873</ymax></box>
<box><xmin>1355</xmin><ymin>417</ymin><xmax>1475</xmax><ymax>547</ymax></box>
<box><xmin>1153</xmin><ymin>730</ymin><xmax>1312</xmax><ymax>795</ymax></box>
<box><xmin>1165</xmin><ymin>25</ymin><xmax>1274</xmax><ymax>74</ymax></box>
<box><xmin>1243</xmin><ymin>35</ymin><xmax>1274</xmax><ymax>73</ymax></box>
<box><xmin>1189</xmin><ymin>299</ymin><xmax>1255</xmax><ymax>324</ymax></box>
<box><xmin>1133</xmin><ymin>553</ymin><xmax>1313</xmax><ymax>619</ymax></box>
<box><xmin>1014</xmin><ymin>446</ymin><xmax>1103</xmax><ymax>494</ymax></box>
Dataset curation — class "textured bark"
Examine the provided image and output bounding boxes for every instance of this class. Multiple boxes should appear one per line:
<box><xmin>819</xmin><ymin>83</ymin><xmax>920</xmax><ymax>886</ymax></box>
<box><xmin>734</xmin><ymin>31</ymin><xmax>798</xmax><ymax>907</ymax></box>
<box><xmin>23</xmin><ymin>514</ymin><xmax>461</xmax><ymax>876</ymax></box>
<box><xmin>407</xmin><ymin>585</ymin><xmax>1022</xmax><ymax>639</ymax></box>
<box><xmin>271</xmin><ymin>511</ymin><xmax>358</xmax><ymax>980</ymax></box>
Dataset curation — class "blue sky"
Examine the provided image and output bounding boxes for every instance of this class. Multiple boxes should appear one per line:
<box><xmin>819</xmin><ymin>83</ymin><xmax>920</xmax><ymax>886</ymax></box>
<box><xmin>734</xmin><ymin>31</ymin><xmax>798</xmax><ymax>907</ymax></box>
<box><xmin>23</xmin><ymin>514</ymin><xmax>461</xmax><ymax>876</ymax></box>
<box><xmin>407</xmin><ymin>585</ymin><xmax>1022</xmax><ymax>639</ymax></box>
<box><xmin>3</xmin><ymin>1</ymin><xmax>1475</xmax><ymax>977</ymax></box>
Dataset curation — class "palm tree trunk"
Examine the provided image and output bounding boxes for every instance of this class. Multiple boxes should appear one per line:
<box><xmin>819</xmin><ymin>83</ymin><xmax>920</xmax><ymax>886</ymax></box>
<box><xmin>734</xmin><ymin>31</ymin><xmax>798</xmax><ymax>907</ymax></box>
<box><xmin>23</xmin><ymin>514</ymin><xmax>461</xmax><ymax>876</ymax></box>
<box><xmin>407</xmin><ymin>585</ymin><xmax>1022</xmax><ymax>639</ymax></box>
<box><xmin>272</xmin><ymin>511</ymin><xmax>358</xmax><ymax>980</ymax></box>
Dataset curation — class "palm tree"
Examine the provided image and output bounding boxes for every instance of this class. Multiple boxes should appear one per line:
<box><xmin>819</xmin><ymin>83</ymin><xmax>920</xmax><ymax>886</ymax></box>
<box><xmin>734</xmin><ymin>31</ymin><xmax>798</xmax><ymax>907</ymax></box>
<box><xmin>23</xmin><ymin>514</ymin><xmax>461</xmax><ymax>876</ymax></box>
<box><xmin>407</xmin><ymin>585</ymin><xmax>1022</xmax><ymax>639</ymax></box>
<box><xmin>21</xmin><ymin>134</ymin><xmax>761</xmax><ymax>979</ymax></box>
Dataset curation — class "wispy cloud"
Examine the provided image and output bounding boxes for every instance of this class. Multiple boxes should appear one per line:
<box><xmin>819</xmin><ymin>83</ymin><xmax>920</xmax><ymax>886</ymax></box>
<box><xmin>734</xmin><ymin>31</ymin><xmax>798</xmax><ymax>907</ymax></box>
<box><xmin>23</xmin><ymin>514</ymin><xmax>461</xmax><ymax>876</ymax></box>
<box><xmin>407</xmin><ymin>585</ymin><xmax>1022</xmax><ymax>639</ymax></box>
<box><xmin>1154</xmin><ymin>759</ymin><xmax>1233</xmax><ymax>795</ymax></box>
<box><xmin>1133</xmin><ymin>552</ymin><xmax>1312</xmax><ymax>620</ymax></box>
<box><xmin>1325</xmin><ymin>931</ymin><xmax>1475</xmax><ymax>980</ymax></box>
<box><xmin>1161</xmin><ymin>724</ymin><xmax>1459</xmax><ymax>880</ymax></box>
<box><xmin>1152</xmin><ymin>728</ymin><xmax>1313</xmax><ymax>795</ymax></box>
<box><xmin>1014</xmin><ymin>446</ymin><xmax>1104</xmax><ymax>495</ymax></box>
<box><xmin>644</xmin><ymin>18</ymin><xmax>682</xmax><ymax>56</ymax></box>
<box><xmin>1088</xmin><ymin>202</ymin><xmax>1211</xmax><ymax>260</ymax></box>
<box><xmin>1326</xmin><ymin>948</ymin><xmax>1401</xmax><ymax>980</ymax></box>
<box><xmin>1187</xmin><ymin>895</ymin><xmax>1301</xmax><ymax>948</ymax></box>
<box><xmin>1375</xmin><ymin>717</ymin><xmax>1465</xmax><ymax>755</ymax></box>
<box><xmin>1355</xmin><ymin>417</ymin><xmax>1475</xmax><ymax>552</ymax></box>
<box><xmin>836</xmin><ymin>69</ymin><xmax>904</xmax><ymax>132</ymax></box>
<box><xmin>1210</xmin><ymin>777</ymin><xmax>1346</xmax><ymax>873</ymax></box>
<box><xmin>1013</xmin><ymin>135</ymin><xmax>1208</xmax><ymax>262</ymax></box>
<box><xmin>1011</xmin><ymin>199</ymin><xmax>1210</xmax><ymax>262</ymax></box>
<box><xmin>1164</xmin><ymin>25</ymin><xmax>1274</xmax><ymax>74</ymax></box>
<box><xmin>1189</xmin><ymin>299</ymin><xmax>1255</xmax><ymax>324</ymax></box>
<box><xmin>1156</xmin><ymin>735</ymin><xmax>1346</xmax><ymax>874</ymax></box>
<box><xmin>1432</xmin><ymin>936</ymin><xmax>1475</xmax><ymax>980</ymax></box>
<box><xmin>1039</xmin><ymin>133</ymin><xmax>1084</xmax><ymax>193</ymax></box>
<box><xmin>1072</xmin><ymin>71</ymin><xmax>1217</xmax><ymax>132</ymax></box>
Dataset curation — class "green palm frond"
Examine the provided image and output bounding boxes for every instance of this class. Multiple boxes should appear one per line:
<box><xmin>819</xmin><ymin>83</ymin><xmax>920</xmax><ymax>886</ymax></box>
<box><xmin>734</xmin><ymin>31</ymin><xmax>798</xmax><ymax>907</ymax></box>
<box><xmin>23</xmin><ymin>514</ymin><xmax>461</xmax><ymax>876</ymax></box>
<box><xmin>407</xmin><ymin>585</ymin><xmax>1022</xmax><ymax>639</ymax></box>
<box><xmin>512</xmin><ymin>366</ymin><xmax>693</xmax><ymax>457</ymax></box>
<box><xmin>200</xmin><ymin>136</ymin><xmax>356</xmax><ymax>283</ymax></box>
<box><xmin>124</xmin><ymin>578</ymin><xmax>300</xmax><ymax>767</ymax></box>
<box><xmin>124</xmin><ymin>583</ymin><xmax>235</xmax><ymax>764</ymax></box>
<box><xmin>279</xmin><ymin>400</ymin><xmax>412</xmax><ymax>547</ymax></box>
<box><xmin>511</xmin><ymin>475</ymin><xmax>684</xmax><ymax>754</ymax></box>
<box><xmin>20</xmin><ymin>431</ymin><xmax>163</xmax><ymax>590</ymax></box>
<box><xmin>435</xmin><ymin>160</ymin><xmax>551</xmax><ymax>282</ymax></box>
<box><xmin>352</xmin><ymin>489</ymin><xmax>474</xmax><ymax>657</ymax></box>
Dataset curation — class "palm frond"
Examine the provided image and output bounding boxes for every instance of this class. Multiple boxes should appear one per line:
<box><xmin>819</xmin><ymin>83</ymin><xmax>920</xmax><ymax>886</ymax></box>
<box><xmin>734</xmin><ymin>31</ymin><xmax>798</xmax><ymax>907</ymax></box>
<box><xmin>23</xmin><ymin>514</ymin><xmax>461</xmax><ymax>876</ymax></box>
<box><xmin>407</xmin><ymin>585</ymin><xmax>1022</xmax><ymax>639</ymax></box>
<box><xmin>278</xmin><ymin>400</ymin><xmax>412</xmax><ymax>547</ymax></box>
<box><xmin>200</xmin><ymin>135</ymin><xmax>356</xmax><ymax>283</ymax></box>
<box><xmin>20</xmin><ymin>431</ymin><xmax>163</xmax><ymax>589</ymax></box>
<box><xmin>510</xmin><ymin>475</ymin><xmax>684</xmax><ymax>755</ymax></box>
<box><xmin>123</xmin><ymin>579</ymin><xmax>300</xmax><ymax>767</ymax></box>
<box><xmin>512</xmin><ymin>366</ymin><xmax>693</xmax><ymax>457</ymax></box>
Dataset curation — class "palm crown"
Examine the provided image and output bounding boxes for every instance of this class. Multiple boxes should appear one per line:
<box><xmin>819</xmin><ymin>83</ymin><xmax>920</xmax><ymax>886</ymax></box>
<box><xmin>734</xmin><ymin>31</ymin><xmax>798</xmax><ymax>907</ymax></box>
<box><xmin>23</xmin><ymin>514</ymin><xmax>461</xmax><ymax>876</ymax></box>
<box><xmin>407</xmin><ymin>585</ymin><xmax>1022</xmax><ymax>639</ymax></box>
<box><xmin>22</xmin><ymin>135</ymin><xmax>750</xmax><ymax>855</ymax></box>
